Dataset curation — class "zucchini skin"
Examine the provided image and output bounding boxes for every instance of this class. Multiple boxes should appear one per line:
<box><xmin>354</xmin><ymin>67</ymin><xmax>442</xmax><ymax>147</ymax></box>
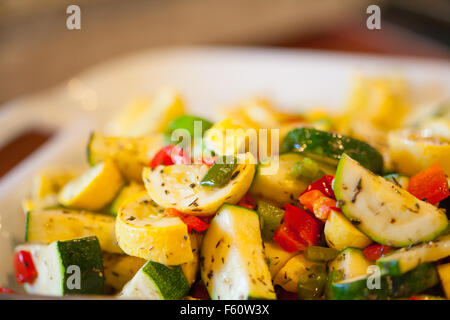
<box><xmin>142</xmin><ymin>261</ymin><xmax>190</xmax><ymax>300</ymax></box>
<box><xmin>58</xmin><ymin>236</ymin><xmax>105</xmax><ymax>295</ymax></box>
<box><xmin>281</xmin><ymin>128</ymin><xmax>383</xmax><ymax>174</ymax></box>
<box><xmin>118</xmin><ymin>260</ymin><xmax>190</xmax><ymax>300</ymax></box>
<box><xmin>377</xmin><ymin>260</ymin><xmax>402</xmax><ymax>277</ymax></box>
<box><xmin>24</xmin><ymin>210</ymin><xmax>31</xmax><ymax>242</ymax></box>
<box><xmin>86</xmin><ymin>132</ymin><xmax>95</xmax><ymax>166</ymax></box>
<box><xmin>329</xmin><ymin>263</ymin><xmax>439</xmax><ymax>300</ymax></box>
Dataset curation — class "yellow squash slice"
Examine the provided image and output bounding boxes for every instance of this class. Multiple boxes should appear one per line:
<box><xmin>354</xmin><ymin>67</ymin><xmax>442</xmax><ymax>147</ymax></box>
<box><xmin>388</xmin><ymin>128</ymin><xmax>450</xmax><ymax>176</ymax></box>
<box><xmin>324</xmin><ymin>210</ymin><xmax>372</xmax><ymax>251</ymax></box>
<box><xmin>31</xmin><ymin>168</ymin><xmax>82</xmax><ymax>199</ymax></box>
<box><xmin>203</xmin><ymin>119</ymin><xmax>250</xmax><ymax>156</ymax></box>
<box><xmin>142</xmin><ymin>153</ymin><xmax>256</xmax><ymax>215</ymax></box>
<box><xmin>342</xmin><ymin>76</ymin><xmax>411</xmax><ymax>132</ymax></box>
<box><xmin>22</xmin><ymin>197</ymin><xmax>59</xmax><ymax>214</ymax></box>
<box><xmin>25</xmin><ymin>209</ymin><xmax>122</xmax><ymax>253</ymax></box>
<box><xmin>264</xmin><ymin>241</ymin><xmax>298</xmax><ymax>278</ymax></box>
<box><xmin>110</xmin><ymin>182</ymin><xmax>146</xmax><ymax>216</ymax></box>
<box><xmin>203</xmin><ymin>118</ymin><xmax>279</xmax><ymax>158</ymax></box>
<box><xmin>87</xmin><ymin>132</ymin><xmax>164</xmax><ymax>181</ymax></box>
<box><xmin>181</xmin><ymin>233</ymin><xmax>202</xmax><ymax>286</ymax></box>
<box><xmin>221</xmin><ymin>98</ymin><xmax>284</xmax><ymax>129</ymax></box>
<box><xmin>58</xmin><ymin>159</ymin><xmax>124</xmax><ymax>211</ymax></box>
<box><xmin>437</xmin><ymin>263</ymin><xmax>450</xmax><ymax>299</ymax></box>
<box><xmin>102</xmin><ymin>253</ymin><xmax>146</xmax><ymax>293</ymax></box>
<box><xmin>273</xmin><ymin>254</ymin><xmax>319</xmax><ymax>292</ymax></box>
<box><xmin>104</xmin><ymin>87</ymin><xmax>185</xmax><ymax>137</ymax></box>
<box><xmin>205</xmin><ymin>99</ymin><xmax>286</xmax><ymax>158</ymax></box>
<box><xmin>23</xmin><ymin>168</ymin><xmax>83</xmax><ymax>213</ymax></box>
<box><xmin>116</xmin><ymin>193</ymin><xmax>193</xmax><ymax>265</ymax></box>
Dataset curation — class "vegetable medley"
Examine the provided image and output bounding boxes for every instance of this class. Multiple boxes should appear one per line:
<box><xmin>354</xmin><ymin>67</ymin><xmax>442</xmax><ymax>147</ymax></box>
<box><xmin>7</xmin><ymin>78</ymin><xmax>450</xmax><ymax>300</ymax></box>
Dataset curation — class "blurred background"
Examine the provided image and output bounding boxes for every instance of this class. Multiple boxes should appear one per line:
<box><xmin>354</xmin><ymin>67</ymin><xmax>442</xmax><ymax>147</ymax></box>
<box><xmin>0</xmin><ymin>0</ymin><xmax>449</xmax><ymax>177</ymax></box>
<box><xmin>1</xmin><ymin>0</ymin><xmax>449</xmax><ymax>105</ymax></box>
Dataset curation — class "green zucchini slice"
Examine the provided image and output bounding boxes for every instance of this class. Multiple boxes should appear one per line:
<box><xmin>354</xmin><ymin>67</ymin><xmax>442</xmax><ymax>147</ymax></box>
<box><xmin>119</xmin><ymin>261</ymin><xmax>189</xmax><ymax>300</ymax></box>
<box><xmin>16</xmin><ymin>236</ymin><xmax>104</xmax><ymax>296</ymax></box>
<box><xmin>249</xmin><ymin>153</ymin><xmax>335</xmax><ymax>206</ymax></box>
<box><xmin>383</xmin><ymin>173</ymin><xmax>409</xmax><ymax>190</ymax></box>
<box><xmin>328</xmin><ymin>247</ymin><xmax>371</xmax><ymax>281</ymax></box>
<box><xmin>377</xmin><ymin>234</ymin><xmax>450</xmax><ymax>276</ymax></box>
<box><xmin>281</xmin><ymin>127</ymin><xmax>383</xmax><ymax>174</ymax></box>
<box><xmin>329</xmin><ymin>263</ymin><xmax>439</xmax><ymax>300</ymax></box>
<box><xmin>200</xmin><ymin>204</ymin><xmax>276</xmax><ymax>300</ymax></box>
<box><xmin>333</xmin><ymin>154</ymin><xmax>448</xmax><ymax>247</ymax></box>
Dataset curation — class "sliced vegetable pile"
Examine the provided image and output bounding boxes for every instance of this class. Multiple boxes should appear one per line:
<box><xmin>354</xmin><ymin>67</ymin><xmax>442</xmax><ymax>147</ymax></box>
<box><xmin>7</xmin><ymin>82</ymin><xmax>450</xmax><ymax>300</ymax></box>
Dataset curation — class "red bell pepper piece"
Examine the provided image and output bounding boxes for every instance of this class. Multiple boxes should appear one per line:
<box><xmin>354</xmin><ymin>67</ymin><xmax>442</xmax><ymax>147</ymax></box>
<box><xmin>190</xmin><ymin>281</ymin><xmax>211</xmax><ymax>300</ymax></box>
<box><xmin>0</xmin><ymin>287</ymin><xmax>16</xmax><ymax>294</ymax></box>
<box><xmin>301</xmin><ymin>175</ymin><xmax>336</xmax><ymax>199</ymax></box>
<box><xmin>273</xmin><ymin>223</ymin><xmax>306</xmax><ymax>252</ymax></box>
<box><xmin>164</xmin><ymin>208</ymin><xmax>210</xmax><ymax>233</ymax></box>
<box><xmin>283</xmin><ymin>204</ymin><xmax>322</xmax><ymax>246</ymax></box>
<box><xmin>193</xmin><ymin>156</ymin><xmax>217</xmax><ymax>166</ymax></box>
<box><xmin>363</xmin><ymin>244</ymin><xmax>391</xmax><ymax>261</ymax></box>
<box><xmin>409</xmin><ymin>296</ymin><xmax>424</xmax><ymax>300</ymax></box>
<box><xmin>273</xmin><ymin>205</ymin><xmax>322</xmax><ymax>252</ymax></box>
<box><xmin>407</xmin><ymin>163</ymin><xmax>449</xmax><ymax>205</ymax></box>
<box><xmin>201</xmin><ymin>156</ymin><xmax>218</xmax><ymax>167</ymax></box>
<box><xmin>13</xmin><ymin>250</ymin><xmax>37</xmax><ymax>284</ymax></box>
<box><xmin>299</xmin><ymin>190</ymin><xmax>339</xmax><ymax>220</ymax></box>
<box><xmin>181</xmin><ymin>215</ymin><xmax>210</xmax><ymax>233</ymax></box>
<box><xmin>277</xmin><ymin>287</ymin><xmax>299</xmax><ymax>300</ymax></box>
<box><xmin>150</xmin><ymin>145</ymin><xmax>190</xmax><ymax>168</ymax></box>
<box><xmin>198</xmin><ymin>214</ymin><xmax>214</xmax><ymax>225</ymax></box>
<box><xmin>237</xmin><ymin>194</ymin><xmax>256</xmax><ymax>210</ymax></box>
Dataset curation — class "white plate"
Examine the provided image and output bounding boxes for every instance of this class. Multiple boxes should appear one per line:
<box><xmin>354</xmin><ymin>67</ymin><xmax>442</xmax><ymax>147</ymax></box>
<box><xmin>0</xmin><ymin>46</ymin><xmax>449</xmax><ymax>294</ymax></box>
